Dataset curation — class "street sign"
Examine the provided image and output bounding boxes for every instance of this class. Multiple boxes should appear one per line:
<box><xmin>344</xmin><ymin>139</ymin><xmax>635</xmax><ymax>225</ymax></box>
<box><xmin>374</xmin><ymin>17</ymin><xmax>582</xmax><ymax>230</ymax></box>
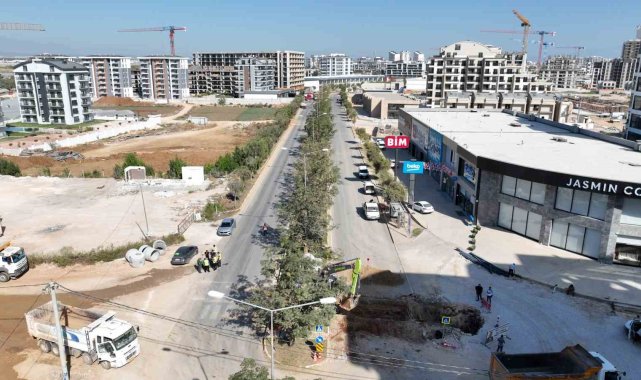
<box><xmin>441</xmin><ymin>316</ymin><xmax>451</xmax><ymax>325</ymax></box>
<box><xmin>315</xmin><ymin>342</ymin><xmax>324</xmax><ymax>352</ymax></box>
<box><xmin>315</xmin><ymin>336</ymin><xmax>324</xmax><ymax>344</ymax></box>
<box><xmin>315</xmin><ymin>325</ymin><xmax>323</xmax><ymax>333</ymax></box>
<box><xmin>384</xmin><ymin>135</ymin><xmax>409</xmax><ymax>149</ymax></box>
<box><xmin>402</xmin><ymin>161</ymin><xmax>424</xmax><ymax>174</ymax></box>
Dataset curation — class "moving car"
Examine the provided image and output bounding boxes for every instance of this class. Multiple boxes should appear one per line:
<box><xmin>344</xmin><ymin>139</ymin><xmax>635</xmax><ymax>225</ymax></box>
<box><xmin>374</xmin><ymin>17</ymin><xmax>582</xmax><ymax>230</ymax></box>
<box><xmin>170</xmin><ymin>245</ymin><xmax>199</xmax><ymax>265</ymax></box>
<box><xmin>357</xmin><ymin>165</ymin><xmax>370</xmax><ymax>179</ymax></box>
<box><xmin>363</xmin><ymin>201</ymin><xmax>380</xmax><ymax>220</ymax></box>
<box><xmin>412</xmin><ymin>201</ymin><xmax>434</xmax><ymax>214</ymax></box>
<box><xmin>217</xmin><ymin>218</ymin><xmax>237</xmax><ymax>236</ymax></box>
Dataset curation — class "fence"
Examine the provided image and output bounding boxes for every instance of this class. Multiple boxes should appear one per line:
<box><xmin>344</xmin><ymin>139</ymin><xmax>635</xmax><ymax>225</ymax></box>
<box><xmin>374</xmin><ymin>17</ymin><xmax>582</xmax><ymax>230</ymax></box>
<box><xmin>177</xmin><ymin>211</ymin><xmax>196</xmax><ymax>235</ymax></box>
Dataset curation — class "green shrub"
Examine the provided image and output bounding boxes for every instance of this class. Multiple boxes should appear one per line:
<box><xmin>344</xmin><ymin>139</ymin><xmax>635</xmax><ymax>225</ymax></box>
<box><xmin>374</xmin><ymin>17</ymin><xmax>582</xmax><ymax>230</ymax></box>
<box><xmin>202</xmin><ymin>201</ymin><xmax>225</xmax><ymax>221</ymax></box>
<box><xmin>468</xmin><ymin>245</ymin><xmax>476</xmax><ymax>251</ymax></box>
<box><xmin>0</xmin><ymin>158</ymin><xmax>21</xmax><ymax>176</ymax></box>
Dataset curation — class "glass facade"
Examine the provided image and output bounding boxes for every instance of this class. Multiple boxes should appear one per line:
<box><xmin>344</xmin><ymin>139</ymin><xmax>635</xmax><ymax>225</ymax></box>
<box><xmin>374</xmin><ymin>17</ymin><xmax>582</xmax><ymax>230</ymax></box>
<box><xmin>550</xmin><ymin>221</ymin><xmax>601</xmax><ymax>258</ymax></box>
<box><xmin>555</xmin><ymin>188</ymin><xmax>608</xmax><ymax>220</ymax></box>
<box><xmin>498</xmin><ymin>203</ymin><xmax>542</xmax><ymax>240</ymax></box>
<box><xmin>500</xmin><ymin>175</ymin><xmax>545</xmax><ymax>204</ymax></box>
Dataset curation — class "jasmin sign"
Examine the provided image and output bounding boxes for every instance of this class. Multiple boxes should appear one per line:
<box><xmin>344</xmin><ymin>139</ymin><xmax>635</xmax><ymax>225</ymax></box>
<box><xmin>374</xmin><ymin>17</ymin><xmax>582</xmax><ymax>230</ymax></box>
<box><xmin>565</xmin><ymin>177</ymin><xmax>641</xmax><ymax>197</ymax></box>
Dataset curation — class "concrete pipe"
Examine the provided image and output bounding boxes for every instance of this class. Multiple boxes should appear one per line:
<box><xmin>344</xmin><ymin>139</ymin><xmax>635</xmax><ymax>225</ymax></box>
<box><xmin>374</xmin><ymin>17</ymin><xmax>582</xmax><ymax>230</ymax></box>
<box><xmin>125</xmin><ymin>249</ymin><xmax>145</xmax><ymax>268</ymax></box>
<box><xmin>152</xmin><ymin>240</ymin><xmax>167</xmax><ymax>255</ymax></box>
<box><xmin>140</xmin><ymin>246</ymin><xmax>158</xmax><ymax>261</ymax></box>
<box><xmin>146</xmin><ymin>249</ymin><xmax>160</xmax><ymax>262</ymax></box>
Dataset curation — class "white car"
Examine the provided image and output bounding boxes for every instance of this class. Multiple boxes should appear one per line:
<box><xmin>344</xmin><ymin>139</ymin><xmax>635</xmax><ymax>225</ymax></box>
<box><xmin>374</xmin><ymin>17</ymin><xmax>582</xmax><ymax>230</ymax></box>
<box><xmin>376</xmin><ymin>140</ymin><xmax>386</xmax><ymax>150</ymax></box>
<box><xmin>363</xmin><ymin>201</ymin><xmax>380</xmax><ymax>220</ymax></box>
<box><xmin>412</xmin><ymin>201</ymin><xmax>434</xmax><ymax>214</ymax></box>
<box><xmin>389</xmin><ymin>159</ymin><xmax>396</xmax><ymax>168</ymax></box>
<box><xmin>357</xmin><ymin>165</ymin><xmax>370</xmax><ymax>179</ymax></box>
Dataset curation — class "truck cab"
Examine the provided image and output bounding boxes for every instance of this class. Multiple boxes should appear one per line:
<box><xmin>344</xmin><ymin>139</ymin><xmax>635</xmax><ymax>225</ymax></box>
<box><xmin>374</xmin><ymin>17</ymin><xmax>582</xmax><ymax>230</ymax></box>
<box><xmin>93</xmin><ymin>318</ymin><xmax>140</xmax><ymax>369</ymax></box>
<box><xmin>0</xmin><ymin>243</ymin><xmax>29</xmax><ymax>282</ymax></box>
<box><xmin>589</xmin><ymin>351</ymin><xmax>625</xmax><ymax>380</ymax></box>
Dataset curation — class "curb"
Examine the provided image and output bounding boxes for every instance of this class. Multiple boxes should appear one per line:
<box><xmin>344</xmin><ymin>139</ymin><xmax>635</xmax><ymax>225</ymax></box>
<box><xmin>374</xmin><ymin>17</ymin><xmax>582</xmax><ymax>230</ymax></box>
<box><xmin>456</xmin><ymin>248</ymin><xmax>641</xmax><ymax>314</ymax></box>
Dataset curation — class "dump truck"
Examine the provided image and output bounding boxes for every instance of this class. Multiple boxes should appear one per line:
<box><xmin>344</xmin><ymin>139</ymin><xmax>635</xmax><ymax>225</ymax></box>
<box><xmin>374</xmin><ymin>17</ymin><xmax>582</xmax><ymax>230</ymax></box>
<box><xmin>0</xmin><ymin>240</ymin><xmax>29</xmax><ymax>282</ymax></box>
<box><xmin>25</xmin><ymin>301</ymin><xmax>140</xmax><ymax>369</ymax></box>
<box><xmin>489</xmin><ymin>344</ymin><xmax>625</xmax><ymax>380</ymax></box>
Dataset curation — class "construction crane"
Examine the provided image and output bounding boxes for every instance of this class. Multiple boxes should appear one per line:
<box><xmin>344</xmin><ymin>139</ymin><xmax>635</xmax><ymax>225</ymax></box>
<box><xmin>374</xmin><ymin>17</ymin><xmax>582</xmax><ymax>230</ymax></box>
<box><xmin>555</xmin><ymin>46</ymin><xmax>585</xmax><ymax>58</ymax></box>
<box><xmin>118</xmin><ymin>26</ymin><xmax>187</xmax><ymax>56</ymax></box>
<box><xmin>0</xmin><ymin>23</ymin><xmax>45</xmax><ymax>31</ymax></box>
<box><xmin>512</xmin><ymin>9</ymin><xmax>531</xmax><ymax>55</ymax></box>
<box><xmin>481</xmin><ymin>29</ymin><xmax>555</xmax><ymax>68</ymax></box>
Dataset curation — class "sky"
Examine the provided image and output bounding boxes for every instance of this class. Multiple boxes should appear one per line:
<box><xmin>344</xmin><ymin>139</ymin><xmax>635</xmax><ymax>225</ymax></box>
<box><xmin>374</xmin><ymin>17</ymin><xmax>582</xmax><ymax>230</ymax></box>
<box><xmin>1</xmin><ymin>0</ymin><xmax>639</xmax><ymax>60</ymax></box>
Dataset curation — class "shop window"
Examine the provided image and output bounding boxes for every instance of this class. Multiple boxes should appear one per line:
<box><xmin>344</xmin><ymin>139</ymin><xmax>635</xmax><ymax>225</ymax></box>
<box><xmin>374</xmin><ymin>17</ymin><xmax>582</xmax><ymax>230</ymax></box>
<box><xmin>583</xmin><ymin>229</ymin><xmax>601</xmax><ymax>258</ymax></box>
<box><xmin>551</xmin><ymin>221</ymin><xmax>601</xmax><ymax>258</ymax></box>
<box><xmin>570</xmin><ymin>190</ymin><xmax>590</xmax><ymax>215</ymax></box>
<box><xmin>550</xmin><ymin>221</ymin><xmax>569</xmax><ymax>248</ymax></box>
<box><xmin>566</xmin><ymin>224</ymin><xmax>586</xmax><ymax>253</ymax></box>
<box><xmin>501</xmin><ymin>176</ymin><xmax>516</xmax><ymax>196</ymax></box>
<box><xmin>588</xmin><ymin>193</ymin><xmax>608</xmax><ymax>220</ymax></box>
<box><xmin>621</xmin><ymin>198</ymin><xmax>641</xmax><ymax>226</ymax></box>
<box><xmin>515</xmin><ymin>179</ymin><xmax>532</xmax><ymax>200</ymax></box>
<box><xmin>498</xmin><ymin>202</ymin><xmax>542</xmax><ymax>240</ymax></box>
<box><xmin>530</xmin><ymin>182</ymin><xmax>546</xmax><ymax>204</ymax></box>
<box><xmin>525</xmin><ymin>212</ymin><xmax>542</xmax><ymax>239</ymax></box>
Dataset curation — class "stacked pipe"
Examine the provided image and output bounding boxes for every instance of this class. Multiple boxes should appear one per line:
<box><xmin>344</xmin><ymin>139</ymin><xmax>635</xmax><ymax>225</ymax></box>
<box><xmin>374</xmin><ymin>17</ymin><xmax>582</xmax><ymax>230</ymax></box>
<box><xmin>125</xmin><ymin>240</ymin><xmax>167</xmax><ymax>268</ymax></box>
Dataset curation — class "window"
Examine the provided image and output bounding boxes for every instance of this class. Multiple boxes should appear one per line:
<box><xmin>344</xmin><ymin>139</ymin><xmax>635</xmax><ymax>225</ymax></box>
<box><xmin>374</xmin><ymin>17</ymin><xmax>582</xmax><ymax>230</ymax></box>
<box><xmin>498</xmin><ymin>203</ymin><xmax>542</xmax><ymax>240</ymax></box>
<box><xmin>455</xmin><ymin>44</ymin><xmax>461</xmax><ymax>51</ymax></box>
<box><xmin>501</xmin><ymin>176</ymin><xmax>517</xmax><ymax>196</ymax></box>
<box><xmin>550</xmin><ymin>221</ymin><xmax>601</xmax><ymax>258</ymax></box>
<box><xmin>588</xmin><ymin>193</ymin><xmax>608</xmax><ymax>220</ymax></box>
<box><xmin>555</xmin><ymin>188</ymin><xmax>608</xmax><ymax>220</ymax></box>
<box><xmin>530</xmin><ymin>182</ymin><xmax>546</xmax><ymax>204</ymax></box>
<box><xmin>633</xmin><ymin>95</ymin><xmax>641</xmax><ymax>111</ymax></box>
<box><xmin>515</xmin><ymin>179</ymin><xmax>532</xmax><ymax>199</ymax></box>
<box><xmin>500</xmin><ymin>175</ymin><xmax>545</xmax><ymax>204</ymax></box>
<box><xmin>571</xmin><ymin>190</ymin><xmax>590</xmax><ymax>215</ymax></box>
<box><xmin>621</xmin><ymin>198</ymin><xmax>641</xmax><ymax>226</ymax></box>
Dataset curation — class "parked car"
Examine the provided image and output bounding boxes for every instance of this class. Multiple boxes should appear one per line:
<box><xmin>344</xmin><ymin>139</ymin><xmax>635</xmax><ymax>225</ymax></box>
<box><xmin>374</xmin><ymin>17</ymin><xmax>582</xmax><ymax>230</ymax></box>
<box><xmin>357</xmin><ymin>165</ymin><xmax>370</xmax><ymax>179</ymax></box>
<box><xmin>217</xmin><ymin>218</ymin><xmax>236</xmax><ymax>236</ymax></box>
<box><xmin>171</xmin><ymin>245</ymin><xmax>199</xmax><ymax>265</ymax></box>
<box><xmin>389</xmin><ymin>159</ymin><xmax>396</xmax><ymax>168</ymax></box>
<box><xmin>376</xmin><ymin>140</ymin><xmax>386</xmax><ymax>150</ymax></box>
<box><xmin>412</xmin><ymin>201</ymin><xmax>434</xmax><ymax>214</ymax></box>
<box><xmin>363</xmin><ymin>181</ymin><xmax>376</xmax><ymax>195</ymax></box>
<box><xmin>363</xmin><ymin>201</ymin><xmax>381</xmax><ymax>220</ymax></box>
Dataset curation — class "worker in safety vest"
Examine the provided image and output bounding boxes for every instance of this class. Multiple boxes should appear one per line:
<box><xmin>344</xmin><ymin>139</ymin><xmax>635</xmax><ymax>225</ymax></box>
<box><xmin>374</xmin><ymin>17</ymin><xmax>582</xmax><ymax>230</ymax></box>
<box><xmin>211</xmin><ymin>245</ymin><xmax>222</xmax><ymax>270</ymax></box>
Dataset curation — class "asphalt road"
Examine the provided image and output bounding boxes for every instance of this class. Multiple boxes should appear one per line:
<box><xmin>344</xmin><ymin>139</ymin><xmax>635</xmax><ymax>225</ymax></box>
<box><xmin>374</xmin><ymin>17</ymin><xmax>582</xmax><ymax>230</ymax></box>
<box><xmin>152</xmin><ymin>107</ymin><xmax>312</xmax><ymax>379</ymax></box>
<box><xmin>329</xmin><ymin>94</ymin><xmax>408</xmax><ymax>278</ymax></box>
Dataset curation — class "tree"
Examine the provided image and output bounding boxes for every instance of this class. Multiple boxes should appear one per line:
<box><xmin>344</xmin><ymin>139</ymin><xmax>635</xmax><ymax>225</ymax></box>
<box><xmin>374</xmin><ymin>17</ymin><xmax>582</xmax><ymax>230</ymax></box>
<box><xmin>167</xmin><ymin>156</ymin><xmax>187</xmax><ymax>179</ymax></box>
<box><xmin>113</xmin><ymin>153</ymin><xmax>154</xmax><ymax>178</ymax></box>
<box><xmin>0</xmin><ymin>75</ymin><xmax>15</xmax><ymax>91</ymax></box>
<box><xmin>0</xmin><ymin>159</ymin><xmax>21</xmax><ymax>176</ymax></box>
<box><xmin>227</xmin><ymin>175</ymin><xmax>246</xmax><ymax>201</ymax></box>
<box><xmin>381</xmin><ymin>180</ymin><xmax>407</xmax><ymax>203</ymax></box>
<box><xmin>218</xmin><ymin>96</ymin><xmax>226</xmax><ymax>106</ymax></box>
<box><xmin>228</xmin><ymin>358</ymin><xmax>295</xmax><ymax>380</ymax></box>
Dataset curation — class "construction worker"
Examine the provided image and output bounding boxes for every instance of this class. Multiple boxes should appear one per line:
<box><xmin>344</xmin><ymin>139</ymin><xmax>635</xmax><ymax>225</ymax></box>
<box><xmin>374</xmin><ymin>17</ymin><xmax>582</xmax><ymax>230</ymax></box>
<box><xmin>497</xmin><ymin>335</ymin><xmax>506</xmax><ymax>353</ymax></box>
<box><xmin>201</xmin><ymin>255</ymin><xmax>211</xmax><ymax>272</ymax></box>
<box><xmin>195</xmin><ymin>257</ymin><xmax>203</xmax><ymax>274</ymax></box>
<box><xmin>213</xmin><ymin>248</ymin><xmax>222</xmax><ymax>270</ymax></box>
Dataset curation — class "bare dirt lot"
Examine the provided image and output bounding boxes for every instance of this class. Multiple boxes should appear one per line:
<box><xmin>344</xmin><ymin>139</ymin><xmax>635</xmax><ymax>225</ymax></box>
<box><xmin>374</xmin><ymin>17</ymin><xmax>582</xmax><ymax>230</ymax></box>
<box><xmin>92</xmin><ymin>97</ymin><xmax>182</xmax><ymax>117</ymax></box>
<box><xmin>5</xmin><ymin>122</ymin><xmax>262</xmax><ymax>177</ymax></box>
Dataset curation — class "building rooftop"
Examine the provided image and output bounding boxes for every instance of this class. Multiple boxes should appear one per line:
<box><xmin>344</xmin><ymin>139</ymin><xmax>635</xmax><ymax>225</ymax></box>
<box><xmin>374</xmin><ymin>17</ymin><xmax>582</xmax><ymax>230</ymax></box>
<box><xmin>364</xmin><ymin>92</ymin><xmax>420</xmax><ymax>103</ymax></box>
<box><xmin>404</xmin><ymin>108</ymin><xmax>641</xmax><ymax>183</ymax></box>
<box><xmin>14</xmin><ymin>58</ymin><xmax>88</xmax><ymax>71</ymax></box>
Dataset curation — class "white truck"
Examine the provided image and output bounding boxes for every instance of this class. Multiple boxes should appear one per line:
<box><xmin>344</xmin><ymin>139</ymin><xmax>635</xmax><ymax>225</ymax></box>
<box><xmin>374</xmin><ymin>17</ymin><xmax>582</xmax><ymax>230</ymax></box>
<box><xmin>0</xmin><ymin>240</ymin><xmax>29</xmax><ymax>282</ymax></box>
<box><xmin>25</xmin><ymin>301</ymin><xmax>140</xmax><ymax>369</ymax></box>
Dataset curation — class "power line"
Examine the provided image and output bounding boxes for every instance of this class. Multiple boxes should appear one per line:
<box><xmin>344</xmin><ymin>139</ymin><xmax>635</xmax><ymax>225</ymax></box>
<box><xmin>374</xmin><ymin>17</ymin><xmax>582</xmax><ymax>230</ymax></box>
<box><xmin>55</xmin><ymin>284</ymin><xmax>489</xmax><ymax>376</ymax></box>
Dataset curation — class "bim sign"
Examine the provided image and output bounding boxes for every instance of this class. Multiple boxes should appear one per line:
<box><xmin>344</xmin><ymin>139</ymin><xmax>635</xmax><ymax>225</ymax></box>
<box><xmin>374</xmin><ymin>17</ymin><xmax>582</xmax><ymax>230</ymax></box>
<box><xmin>402</xmin><ymin>161</ymin><xmax>424</xmax><ymax>174</ymax></box>
<box><xmin>384</xmin><ymin>135</ymin><xmax>409</xmax><ymax>149</ymax></box>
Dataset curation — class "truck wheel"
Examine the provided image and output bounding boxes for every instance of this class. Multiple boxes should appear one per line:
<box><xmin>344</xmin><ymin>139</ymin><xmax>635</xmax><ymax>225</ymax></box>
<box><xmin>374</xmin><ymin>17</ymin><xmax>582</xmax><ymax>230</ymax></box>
<box><xmin>0</xmin><ymin>272</ymin><xmax>9</xmax><ymax>282</ymax></box>
<box><xmin>82</xmin><ymin>353</ymin><xmax>94</xmax><ymax>365</ymax></box>
<box><xmin>50</xmin><ymin>343</ymin><xmax>59</xmax><ymax>356</ymax></box>
<box><xmin>38</xmin><ymin>340</ymin><xmax>51</xmax><ymax>353</ymax></box>
<box><xmin>71</xmin><ymin>348</ymin><xmax>82</xmax><ymax>358</ymax></box>
<box><xmin>100</xmin><ymin>361</ymin><xmax>111</xmax><ymax>370</ymax></box>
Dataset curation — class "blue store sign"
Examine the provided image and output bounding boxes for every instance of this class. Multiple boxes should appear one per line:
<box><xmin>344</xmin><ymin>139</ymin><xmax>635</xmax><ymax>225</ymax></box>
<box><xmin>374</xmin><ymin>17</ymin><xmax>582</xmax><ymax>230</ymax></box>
<box><xmin>403</xmin><ymin>161</ymin><xmax>424</xmax><ymax>174</ymax></box>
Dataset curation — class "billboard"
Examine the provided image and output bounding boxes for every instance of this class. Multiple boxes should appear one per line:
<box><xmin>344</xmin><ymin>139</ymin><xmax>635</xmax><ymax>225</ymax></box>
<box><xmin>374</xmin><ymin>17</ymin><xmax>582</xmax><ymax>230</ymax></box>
<box><xmin>384</xmin><ymin>135</ymin><xmax>410</xmax><ymax>149</ymax></box>
<box><xmin>427</xmin><ymin>129</ymin><xmax>443</xmax><ymax>165</ymax></box>
<box><xmin>463</xmin><ymin>161</ymin><xmax>476</xmax><ymax>183</ymax></box>
<box><xmin>402</xmin><ymin>161</ymin><xmax>424</xmax><ymax>174</ymax></box>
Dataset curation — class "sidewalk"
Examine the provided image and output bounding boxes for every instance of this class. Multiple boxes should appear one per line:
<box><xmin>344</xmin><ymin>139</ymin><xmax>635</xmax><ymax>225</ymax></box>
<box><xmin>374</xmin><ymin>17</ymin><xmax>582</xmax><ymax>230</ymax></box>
<box><xmin>387</xmin><ymin>147</ymin><xmax>641</xmax><ymax>308</ymax></box>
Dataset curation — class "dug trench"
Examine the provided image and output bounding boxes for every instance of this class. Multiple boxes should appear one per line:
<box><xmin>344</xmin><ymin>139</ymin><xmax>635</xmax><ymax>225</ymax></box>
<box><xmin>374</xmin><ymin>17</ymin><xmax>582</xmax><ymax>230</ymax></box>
<box><xmin>0</xmin><ymin>266</ymin><xmax>192</xmax><ymax>380</ymax></box>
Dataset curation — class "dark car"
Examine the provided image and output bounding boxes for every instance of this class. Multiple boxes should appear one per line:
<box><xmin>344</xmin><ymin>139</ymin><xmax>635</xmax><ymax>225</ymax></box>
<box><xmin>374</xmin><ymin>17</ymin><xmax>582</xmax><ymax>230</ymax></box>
<box><xmin>170</xmin><ymin>245</ymin><xmax>199</xmax><ymax>265</ymax></box>
<box><xmin>217</xmin><ymin>218</ymin><xmax>236</xmax><ymax>236</ymax></box>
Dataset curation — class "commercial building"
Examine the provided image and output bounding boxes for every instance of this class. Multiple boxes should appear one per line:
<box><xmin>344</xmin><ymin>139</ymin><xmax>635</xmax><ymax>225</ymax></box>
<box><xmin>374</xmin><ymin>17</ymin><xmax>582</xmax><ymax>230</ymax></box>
<box><xmin>362</xmin><ymin>92</ymin><xmax>420</xmax><ymax>119</ymax></box>
<box><xmin>318</xmin><ymin>54</ymin><xmax>352</xmax><ymax>76</ymax></box>
<box><xmin>425</xmin><ymin>41</ymin><xmax>552</xmax><ymax>106</ymax></box>
<box><xmin>139</xmin><ymin>56</ymin><xmax>189</xmax><ymax>100</ymax></box>
<box><xmin>303</xmin><ymin>74</ymin><xmax>384</xmax><ymax>92</ymax></box>
<box><xmin>13</xmin><ymin>58</ymin><xmax>93</xmax><ymax>125</ymax></box>
<box><xmin>79</xmin><ymin>56</ymin><xmax>133</xmax><ymax>99</ymax></box>
<box><xmin>192</xmin><ymin>51</ymin><xmax>305</xmax><ymax>90</ymax></box>
<box><xmin>399</xmin><ymin>107</ymin><xmax>641</xmax><ymax>264</ymax></box>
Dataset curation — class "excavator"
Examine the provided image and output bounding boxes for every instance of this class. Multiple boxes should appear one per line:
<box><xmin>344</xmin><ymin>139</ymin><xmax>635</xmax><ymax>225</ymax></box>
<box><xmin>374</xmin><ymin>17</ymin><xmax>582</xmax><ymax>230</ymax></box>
<box><xmin>321</xmin><ymin>258</ymin><xmax>362</xmax><ymax>309</ymax></box>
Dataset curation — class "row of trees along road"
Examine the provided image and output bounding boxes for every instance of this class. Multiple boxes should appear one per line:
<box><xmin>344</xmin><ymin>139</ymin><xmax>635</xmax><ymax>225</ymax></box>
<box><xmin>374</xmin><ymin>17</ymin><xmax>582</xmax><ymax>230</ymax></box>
<box><xmin>239</xmin><ymin>88</ymin><xmax>345</xmax><ymax>340</ymax></box>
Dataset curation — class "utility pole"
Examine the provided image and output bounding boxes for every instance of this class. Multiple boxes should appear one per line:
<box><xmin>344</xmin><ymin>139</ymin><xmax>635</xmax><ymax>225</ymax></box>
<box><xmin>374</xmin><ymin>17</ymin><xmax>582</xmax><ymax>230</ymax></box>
<box><xmin>43</xmin><ymin>282</ymin><xmax>69</xmax><ymax>380</ymax></box>
<box><xmin>139</xmin><ymin>184</ymin><xmax>149</xmax><ymax>235</ymax></box>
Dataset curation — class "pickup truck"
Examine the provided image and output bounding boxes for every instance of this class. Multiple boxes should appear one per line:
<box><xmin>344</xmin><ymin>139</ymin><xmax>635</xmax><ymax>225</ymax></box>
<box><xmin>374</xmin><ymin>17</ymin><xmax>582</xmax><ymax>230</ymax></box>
<box><xmin>489</xmin><ymin>344</ymin><xmax>625</xmax><ymax>380</ymax></box>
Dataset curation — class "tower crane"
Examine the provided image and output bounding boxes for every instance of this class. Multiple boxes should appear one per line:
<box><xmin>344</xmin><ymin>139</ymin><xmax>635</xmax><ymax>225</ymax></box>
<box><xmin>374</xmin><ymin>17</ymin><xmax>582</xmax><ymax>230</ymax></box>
<box><xmin>118</xmin><ymin>26</ymin><xmax>187</xmax><ymax>56</ymax></box>
<box><xmin>555</xmin><ymin>46</ymin><xmax>585</xmax><ymax>58</ymax></box>
<box><xmin>0</xmin><ymin>23</ymin><xmax>45</xmax><ymax>31</ymax></box>
<box><xmin>512</xmin><ymin>9</ymin><xmax>531</xmax><ymax>56</ymax></box>
<box><xmin>481</xmin><ymin>29</ymin><xmax>556</xmax><ymax>68</ymax></box>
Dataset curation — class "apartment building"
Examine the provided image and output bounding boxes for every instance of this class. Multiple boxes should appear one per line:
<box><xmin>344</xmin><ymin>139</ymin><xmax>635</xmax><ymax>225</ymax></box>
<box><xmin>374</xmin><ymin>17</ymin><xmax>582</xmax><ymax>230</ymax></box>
<box><xmin>139</xmin><ymin>56</ymin><xmax>189</xmax><ymax>100</ymax></box>
<box><xmin>235</xmin><ymin>58</ymin><xmax>276</xmax><ymax>96</ymax></box>
<box><xmin>352</xmin><ymin>56</ymin><xmax>387</xmax><ymax>75</ymax></box>
<box><xmin>131</xmin><ymin>64</ymin><xmax>142</xmax><ymax>97</ymax></box>
<box><xmin>79</xmin><ymin>56</ymin><xmax>133</xmax><ymax>99</ymax></box>
<box><xmin>192</xmin><ymin>51</ymin><xmax>305</xmax><ymax>91</ymax></box>
<box><xmin>425</xmin><ymin>41</ymin><xmax>552</xmax><ymax>106</ymax></box>
<box><xmin>626</xmin><ymin>57</ymin><xmax>641</xmax><ymax>140</ymax></box>
<box><xmin>318</xmin><ymin>54</ymin><xmax>351</xmax><ymax>76</ymax></box>
<box><xmin>13</xmin><ymin>58</ymin><xmax>92</xmax><ymax>125</ymax></box>
<box><xmin>385</xmin><ymin>62</ymin><xmax>426</xmax><ymax>78</ymax></box>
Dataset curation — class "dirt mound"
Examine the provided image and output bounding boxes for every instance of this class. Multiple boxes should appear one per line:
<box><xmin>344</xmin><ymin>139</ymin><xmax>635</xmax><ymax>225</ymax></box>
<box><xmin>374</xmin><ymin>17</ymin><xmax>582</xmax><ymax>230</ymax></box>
<box><xmin>93</xmin><ymin>97</ymin><xmax>154</xmax><ymax>107</ymax></box>
<box><xmin>361</xmin><ymin>267</ymin><xmax>405</xmax><ymax>286</ymax></box>
<box><xmin>340</xmin><ymin>295</ymin><xmax>483</xmax><ymax>343</ymax></box>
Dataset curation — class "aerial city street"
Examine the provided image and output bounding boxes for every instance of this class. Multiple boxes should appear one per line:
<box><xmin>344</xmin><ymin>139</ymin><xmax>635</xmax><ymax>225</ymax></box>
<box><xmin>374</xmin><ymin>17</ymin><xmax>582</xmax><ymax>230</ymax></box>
<box><xmin>1</xmin><ymin>1</ymin><xmax>641</xmax><ymax>379</ymax></box>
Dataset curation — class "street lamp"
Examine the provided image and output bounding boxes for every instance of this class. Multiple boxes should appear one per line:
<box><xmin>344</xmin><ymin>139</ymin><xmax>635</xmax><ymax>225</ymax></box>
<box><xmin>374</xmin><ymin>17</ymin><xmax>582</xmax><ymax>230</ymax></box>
<box><xmin>207</xmin><ymin>290</ymin><xmax>337</xmax><ymax>380</ymax></box>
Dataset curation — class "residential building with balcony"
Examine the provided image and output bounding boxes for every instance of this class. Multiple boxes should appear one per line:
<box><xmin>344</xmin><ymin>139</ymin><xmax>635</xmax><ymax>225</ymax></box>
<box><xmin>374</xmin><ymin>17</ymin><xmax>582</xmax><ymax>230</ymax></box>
<box><xmin>138</xmin><ymin>56</ymin><xmax>189</xmax><ymax>100</ymax></box>
<box><xmin>79</xmin><ymin>56</ymin><xmax>133</xmax><ymax>99</ymax></box>
<box><xmin>13</xmin><ymin>58</ymin><xmax>93</xmax><ymax>125</ymax></box>
<box><xmin>318</xmin><ymin>54</ymin><xmax>352</xmax><ymax>76</ymax></box>
<box><xmin>192</xmin><ymin>51</ymin><xmax>305</xmax><ymax>91</ymax></box>
<box><xmin>425</xmin><ymin>41</ymin><xmax>553</xmax><ymax>106</ymax></box>
<box><xmin>625</xmin><ymin>54</ymin><xmax>641</xmax><ymax>140</ymax></box>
